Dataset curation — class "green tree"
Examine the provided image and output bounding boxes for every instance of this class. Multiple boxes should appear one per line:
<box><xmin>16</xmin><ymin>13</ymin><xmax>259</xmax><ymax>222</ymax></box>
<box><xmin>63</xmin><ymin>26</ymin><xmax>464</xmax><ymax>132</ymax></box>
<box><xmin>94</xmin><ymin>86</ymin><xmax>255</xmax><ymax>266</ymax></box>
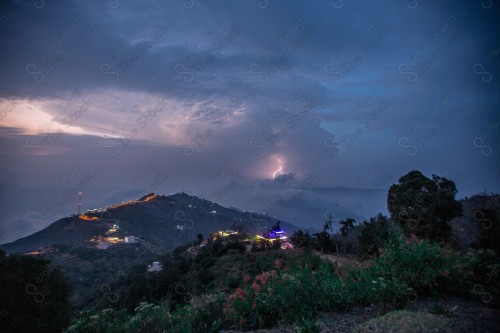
<box><xmin>289</xmin><ymin>230</ymin><xmax>314</xmax><ymax>248</ymax></box>
<box><xmin>0</xmin><ymin>255</ymin><xmax>72</xmax><ymax>333</ymax></box>
<box><xmin>324</xmin><ymin>212</ymin><xmax>339</xmax><ymax>253</ymax></box>
<box><xmin>387</xmin><ymin>170</ymin><xmax>462</xmax><ymax>242</ymax></box>
<box><xmin>357</xmin><ymin>213</ymin><xmax>391</xmax><ymax>257</ymax></box>
<box><xmin>339</xmin><ymin>218</ymin><xmax>356</xmax><ymax>237</ymax></box>
<box><xmin>339</xmin><ymin>218</ymin><xmax>356</xmax><ymax>254</ymax></box>
<box><xmin>314</xmin><ymin>231</ymin><xmax>335</xmax><ymax>253</ymax></box>
<box><xmin>271</xmin><ymin>220</ymin><xmax>282</xmax><ymax>232</ymax></box>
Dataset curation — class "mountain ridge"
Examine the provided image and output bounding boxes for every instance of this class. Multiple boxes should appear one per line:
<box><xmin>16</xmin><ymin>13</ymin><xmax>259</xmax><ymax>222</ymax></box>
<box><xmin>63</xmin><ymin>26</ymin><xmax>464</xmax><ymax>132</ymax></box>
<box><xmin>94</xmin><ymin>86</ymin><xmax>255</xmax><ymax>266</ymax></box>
<box><xmin>0</xmin><ymin>192</ymin><xmax>300</xmax><ymax>254</ymax></box>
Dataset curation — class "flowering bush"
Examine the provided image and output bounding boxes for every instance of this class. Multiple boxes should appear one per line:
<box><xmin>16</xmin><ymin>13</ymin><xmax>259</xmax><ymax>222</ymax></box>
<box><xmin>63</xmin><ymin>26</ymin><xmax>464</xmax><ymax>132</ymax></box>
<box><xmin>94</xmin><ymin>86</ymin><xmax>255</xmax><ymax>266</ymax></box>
<box><xmin>223</xmin><ymin>260</ymin><xmax>344</xmax><ymax>330</ymax></box>
<box><xmin>222</xmin><ymin>236</ymin><xmax>492</xmax><ymax>330</ymax></box>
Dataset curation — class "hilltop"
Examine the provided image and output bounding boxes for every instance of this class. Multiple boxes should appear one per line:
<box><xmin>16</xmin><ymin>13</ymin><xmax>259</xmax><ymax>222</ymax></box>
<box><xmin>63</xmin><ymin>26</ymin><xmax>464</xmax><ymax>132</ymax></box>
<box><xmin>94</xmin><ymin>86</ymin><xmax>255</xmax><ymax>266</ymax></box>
<box><xmin>0</xmin><ymin>192</ymin><xmax>302</xmax><ymax>309</ymax></box>
<box><xmin>0</xmin><ymin>192</ymin><xmax>300</xmax><ymax>254</ymax></box>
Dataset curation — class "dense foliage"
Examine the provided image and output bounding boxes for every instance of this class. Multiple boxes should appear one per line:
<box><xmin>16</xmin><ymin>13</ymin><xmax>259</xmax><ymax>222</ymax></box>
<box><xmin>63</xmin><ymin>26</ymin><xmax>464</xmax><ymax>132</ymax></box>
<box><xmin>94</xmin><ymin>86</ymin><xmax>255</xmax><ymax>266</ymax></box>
<box><xmin>0</xmin><ymin>253</ymin><xmax>72</xmax><ymax>333</ymax></box>
<box><xmin>290</xmin><ymin>213</ymin><xmax>390</xmax><ymax>257</ymax></box>
<box><xmin>472</xmin><ymin>207</ymin><xmax>500</xmax><ymax>256</ymax></box>
<box><xmin>357</xmin><ymin>213</ymin><xmax>391</xmax><ymax>256</ymax></box>
<box><xmin>65</xmin><ymin>231</ymin><xmax>500</xmax><ymax>332</ymax></box>
<box><xmin>387</xmin><ymin>170</ymin><xmax>462</xmax><ymax>242</ymax></box>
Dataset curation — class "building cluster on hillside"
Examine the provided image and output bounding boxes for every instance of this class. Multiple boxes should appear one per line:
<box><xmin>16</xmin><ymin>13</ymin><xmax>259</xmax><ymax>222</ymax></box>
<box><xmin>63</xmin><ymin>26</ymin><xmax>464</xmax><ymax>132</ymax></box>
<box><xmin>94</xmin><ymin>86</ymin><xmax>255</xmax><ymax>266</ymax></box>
<box><xmin>78</xmin><ymin>214</ymin><xmax>99</xmax><ymax>221</ymax></box>
<box><xmin>78</xmin><ymin>194</ymin><xmax>161</xmax><ymax>222</ymax></box>
<box><xmin>210</xmin><ymin>230</ymin><xmax>239</xmax><ymax>240</ymax></box>
<box><xmin>209</xmin><ymin>221</ymin><xmax>293</xmax><ymax>250</ymax></box>
<box><xmin>84</xmin><ymin>222</ymin><xmax>139</xmax><ymax>250</ymax></box>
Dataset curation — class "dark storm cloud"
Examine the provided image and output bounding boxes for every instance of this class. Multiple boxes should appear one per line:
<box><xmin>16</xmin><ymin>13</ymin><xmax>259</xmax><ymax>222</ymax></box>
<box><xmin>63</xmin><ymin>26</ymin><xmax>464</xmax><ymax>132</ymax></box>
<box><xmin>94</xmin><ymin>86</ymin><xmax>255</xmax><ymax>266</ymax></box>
<box><xmin>1</xmin><ymin>0</ymin><xmax>499</xmax><ymax>242</ymax></box>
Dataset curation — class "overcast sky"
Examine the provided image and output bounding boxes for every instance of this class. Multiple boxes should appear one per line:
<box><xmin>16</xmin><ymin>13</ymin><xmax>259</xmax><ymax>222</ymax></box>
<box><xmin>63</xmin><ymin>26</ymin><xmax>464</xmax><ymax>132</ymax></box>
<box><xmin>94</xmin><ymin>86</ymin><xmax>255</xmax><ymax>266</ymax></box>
<box><xmin>0</xmin><ymin>0</ymin><xmax>499</xmax><ymax>243</ymax></box>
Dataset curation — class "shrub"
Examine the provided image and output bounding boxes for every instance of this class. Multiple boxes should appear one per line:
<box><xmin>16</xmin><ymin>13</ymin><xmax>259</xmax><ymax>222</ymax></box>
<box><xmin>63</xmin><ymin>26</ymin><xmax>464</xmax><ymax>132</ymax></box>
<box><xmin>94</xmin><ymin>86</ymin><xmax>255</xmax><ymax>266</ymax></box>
<box><xmin>296</xmin><ymin>319</ymin><xmax>321</xmax><ymax>333</ymax></box>
<box><xmin>461</xmin><ymin>249</ymin><xmax>500</xmax><ymax>306</ymax></box>
<box><xmin>66</xmin><ymin>298</ymin><xmax>224</xmax><ymax>333</ymax></box>
<box><xmin>65</xmin><ymin>308</ymin><xmax>129</xmax><ymax>332</ymax></box>
<box><xmin>227</xmin><ymin>276</ymin><xmax>240</xmax><ymax>289</ymax></box>
<box><xmin>128</xmin><ymin>302</ymin><xmax>172</xmax><ymax>332</ymax></box>
<box><xmin>189</xmin><ymin>293</ymin><xmax>226</xmax><ymax>333</ymax></box>
<box><xmin>223</xmin><ymin>259</ymin><xmax>343</xmax><ymax>330</ymax></box>
<box><xmin>370</xmin><ymin>235</ymin><xmax>457</xmax><ymax>294</ymax></box>
<box><xmin>342</xmin><ymin>266</ymin><xmax>413</xmax><ymax>311</ymax></box>
<box><xmin>364</xmin><ymin>233</ymin><xmax>500</xmax><ymax>304</ymax></box>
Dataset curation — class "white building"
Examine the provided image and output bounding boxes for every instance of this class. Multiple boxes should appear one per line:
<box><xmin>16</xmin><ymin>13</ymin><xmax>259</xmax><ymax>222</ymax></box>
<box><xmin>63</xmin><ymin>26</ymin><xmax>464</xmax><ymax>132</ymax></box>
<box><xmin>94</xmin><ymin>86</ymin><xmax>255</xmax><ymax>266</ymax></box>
<box><xmin>125</xmin><ymin>236</ymin><xmax>137</xmax><ymax>243</ymax></box>
<box><xmin>147</xmin><ymin>261</ymin><xmax>162</xmax><ymax>272</ymax></box>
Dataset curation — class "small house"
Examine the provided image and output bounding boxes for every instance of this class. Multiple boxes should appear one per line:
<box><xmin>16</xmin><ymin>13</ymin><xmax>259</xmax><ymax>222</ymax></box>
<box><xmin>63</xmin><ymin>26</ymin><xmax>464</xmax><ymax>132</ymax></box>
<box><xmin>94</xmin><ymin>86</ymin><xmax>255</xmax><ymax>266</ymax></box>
<box><xmin>125</xmin><ymin>236</ymin><xmax>137</xmax><ymax>243</ymax></box>
<box><xmin>147</xmin><ymin>261</ymin><xmax>163</xmax><ymax>272</ymax></box>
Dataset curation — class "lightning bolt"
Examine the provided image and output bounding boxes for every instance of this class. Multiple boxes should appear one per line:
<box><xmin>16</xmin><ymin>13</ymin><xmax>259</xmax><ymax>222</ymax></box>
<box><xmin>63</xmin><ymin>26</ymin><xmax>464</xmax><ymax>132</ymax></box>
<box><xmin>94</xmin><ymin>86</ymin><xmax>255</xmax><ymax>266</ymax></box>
<box><xmin>272</xmin><ymin>158</ymin><xmax>284</xmax><ymax>179</ymax></box>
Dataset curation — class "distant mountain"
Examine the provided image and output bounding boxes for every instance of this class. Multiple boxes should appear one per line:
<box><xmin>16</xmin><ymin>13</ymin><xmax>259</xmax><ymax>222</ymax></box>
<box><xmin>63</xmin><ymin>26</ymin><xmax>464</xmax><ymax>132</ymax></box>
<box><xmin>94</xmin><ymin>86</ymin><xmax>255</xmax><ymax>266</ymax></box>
<box><xmin>212</xmin><ymin>185</ymin><xmax>384</xmax><ymax>231</ymax></box>
<box><xmin>212</xmin><ymin>182</ymin><xmax>384</xmax><ymax>232</ymax></box>
<box><xmin>0</xmin><ymin>192</ymin><xmax>299</xmax><ymax>254</ymax></box>
<box><xmin>263</xmin><ymin>195</ymin><xmax>366</xmax><ymax>231</ymax></box>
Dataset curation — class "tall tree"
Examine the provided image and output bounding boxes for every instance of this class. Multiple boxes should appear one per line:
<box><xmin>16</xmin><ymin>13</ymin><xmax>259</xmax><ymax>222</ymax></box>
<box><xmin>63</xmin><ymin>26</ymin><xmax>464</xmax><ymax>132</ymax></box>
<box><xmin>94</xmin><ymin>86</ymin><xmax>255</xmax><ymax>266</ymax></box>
<box><xmin>290</xmin><ymin>230</ymin><xmax>314</xmax><ymax>248</ymax></box>
<box><xmin>339</xmin><ymin>218</ymin><xmax>356</xmax><ymax>254</ymax></box>
<box><xmin>340</xmin><ymin>218</ymin><xmax>356</xmax><ymax>237</ymax></box>
<box><xmin>271</xmin><ymin>220</ymin><xmax>282</xmax><ymax>232</ymax></box>
<box><xmin>357</xmin><ymin>213</ymin><xmax>391</xmax><ymax>256</ymax></box>
<box><xmin>323</xmin><ymin>212</ymin><xmax>338</xmax><ymax>253</ymax></box>
<box><xmin>387</xmin><ymin>170</ymin><xmax>462</xmax><ymax>242</ymax></box>
<box><xmin>314</xmin><ymin>231</ymin><xmax>335</xmax><ymax>253</ymax></box>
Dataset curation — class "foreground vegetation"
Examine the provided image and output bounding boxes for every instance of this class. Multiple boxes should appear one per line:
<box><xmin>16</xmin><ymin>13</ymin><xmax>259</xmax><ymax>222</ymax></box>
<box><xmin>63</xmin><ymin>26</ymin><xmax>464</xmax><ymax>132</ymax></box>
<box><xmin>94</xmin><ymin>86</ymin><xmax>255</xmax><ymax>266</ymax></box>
<box><xmin>63</xmin><ymin>230</ymin><xmax>499</xmax><ymax>332</ymax></box>
<box><xmin>0</xmin><ymin>250</ymin><xmax>72</xmax><ymax>333</ymax></box>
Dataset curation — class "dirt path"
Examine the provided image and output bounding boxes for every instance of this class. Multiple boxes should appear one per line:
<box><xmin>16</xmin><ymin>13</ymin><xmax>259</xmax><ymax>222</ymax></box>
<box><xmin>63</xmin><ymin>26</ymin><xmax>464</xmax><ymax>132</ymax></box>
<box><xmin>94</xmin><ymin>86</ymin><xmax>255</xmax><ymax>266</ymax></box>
<box><xmin>319</xmin><ymin>296</ymin><xmax>500</xmax><ymax>332</ymax></box>
<box><xmin>226</xmin><ymin>296</ymin><xmax>500</xmax><ymax>333</ymax></box>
